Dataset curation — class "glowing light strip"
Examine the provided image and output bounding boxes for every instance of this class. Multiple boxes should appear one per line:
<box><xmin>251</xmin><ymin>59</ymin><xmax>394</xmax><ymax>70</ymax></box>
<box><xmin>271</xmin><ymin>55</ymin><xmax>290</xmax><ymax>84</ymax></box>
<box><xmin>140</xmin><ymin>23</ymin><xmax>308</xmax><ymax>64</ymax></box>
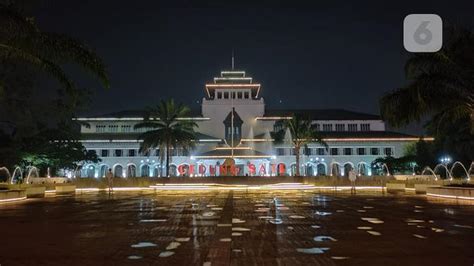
<box><xmin>214</xmin><ymin>77</ymin><xmax>252</xmax><ymax>81</ymax></box>
<box><xmin>193</xmin><ymin>155</ymin><xmax>272</xmax><ymax>159</ymax></box>
<box><xmin>221</xmin><ymin>71</ymin><xmax>246</xmax><ymax>74</ymax></box>
<box><xmin>255</xmin><ymin>117</ymin><xmax>291</xmax><ymax>120</ymax></box>
<box><xmin>215</xmin><ymin>146</ymin><xmax>251</xmax><ymax>150</ymax></box>
<box><xmin>74</xmin><ymin>117</ymin><xmax>210</xmax><ymax>121</ymax></box>
<box><xmin>241</xmin><ymin>137</ymin><xmax>434</xmax><ymax>142</ymax></box>
<box><xmin>0</xmin><ymin>196</ymin><xmax>27</xmax><ymax>203</ymax></box>
<box><xmin>206</xmin><ymin>84</ymin><xmax>260</xmax><ymax>88</ymax></box>
<box><xmin>427</xmin><ymin>193</ymin><xmax>474</xmax><ymax>200</ymax></box>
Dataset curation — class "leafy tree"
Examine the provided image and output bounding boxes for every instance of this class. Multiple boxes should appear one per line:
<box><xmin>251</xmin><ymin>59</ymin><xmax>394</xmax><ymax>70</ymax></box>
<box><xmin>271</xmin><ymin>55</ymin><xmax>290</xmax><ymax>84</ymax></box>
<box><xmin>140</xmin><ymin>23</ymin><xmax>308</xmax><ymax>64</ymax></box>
<box><xmin>380</xmin><ymin>27</ymin><xmax>473</xmax><ymax>165</ymax></box>
<box><xmin>276</xmin><ymin>115</ymin><xmax>327</xmax><ymax>176</ymax></box>
<box><xmin>135</xmin><ymin>99</ymin><xmax>198</xmax><ymax>177</ymax></box>
<box><xmin>371</xmin><ymin>156</ymin><xmax>415</xmax><ymax>175</ymax></box>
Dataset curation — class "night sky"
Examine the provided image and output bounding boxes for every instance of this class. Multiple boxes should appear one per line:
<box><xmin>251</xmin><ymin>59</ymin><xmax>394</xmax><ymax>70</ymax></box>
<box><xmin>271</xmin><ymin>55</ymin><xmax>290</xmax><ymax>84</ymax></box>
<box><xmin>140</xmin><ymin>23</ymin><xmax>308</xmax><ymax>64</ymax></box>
<box><xmin>35</xmin><ymin>0</ymin><xmax>473</xmax><ymax>123</ymax></box>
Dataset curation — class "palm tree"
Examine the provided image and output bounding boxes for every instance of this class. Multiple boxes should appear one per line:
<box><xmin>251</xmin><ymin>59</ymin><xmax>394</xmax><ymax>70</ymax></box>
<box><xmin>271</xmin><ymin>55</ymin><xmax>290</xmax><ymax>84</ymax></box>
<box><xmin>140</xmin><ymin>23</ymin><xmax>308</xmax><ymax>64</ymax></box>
<box><xmin>0</xmin><ymin>4</ymin><xmax>110</xmax><ymax>93</ymax></box>
<box><xmin>380</xmin><ymin>27</ymin><xmax>474</xmax><ymax>134</ymax></box>
<box><xmin>134</xmin><ymin>99</ymin><xmax>198</xmax><ymax>177</ymax></box>
<box><xmin>282</xmin><ymin>115</ymin><xmax>327</xmax><ymax>176</ymax></box>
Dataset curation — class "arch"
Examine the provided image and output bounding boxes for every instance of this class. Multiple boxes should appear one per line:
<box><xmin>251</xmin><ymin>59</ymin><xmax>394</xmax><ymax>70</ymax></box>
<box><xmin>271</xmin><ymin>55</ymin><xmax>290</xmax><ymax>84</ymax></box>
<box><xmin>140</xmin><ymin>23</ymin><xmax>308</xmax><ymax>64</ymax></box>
<box><xmin>99</xmin><ymin>164</ymin><xmax>109</xmax><ymax>178</ymax></box>
<box><xmin>140</xmin><ymin>164</ymin><xmax>150</xmax><ymax>177</ymax></box>
<box><xmin>86</xmin><ymin>165</ymin><xmax>96</xmax><ymax>178</ymax></box>
<box><xmin>152</xmin><ymin>165</ymin><xmax>160</xmax><ymax>177</ymax></box>
<box><xmin>305</xmin><ymin>163</ymin><xmax>315</xmax><ymax>176</ymax></box>
<box><xmin>113</xmin><ymin>164</ymin><xmax>123</xmax><ymax>178</ymax></box>
<box><xmin>127</xmin><ymin>164</ymin><xmax>137</xmax><ymax>177</ymax></box>
<box><xmin>343</xmin><ymin>162</ymin><xmax>354</xmax><ymax>177</ymax></box>
<box><xmin>178</xmin><ymin>164</ymin><xmax>190</xmax><ymax>177</ymax></box>
<box><xmin>258</xmin><ymin>164</ymin><xmax>267</xmax><ymax>176</ymax></box>
<box><xmin>357</xmin><ymin>162</ymin><xmax>370</xmax><ymax>176</ymax></box>
<box><xmin>290</xmin><ymin>163</ymin><xmax>297</xmax><ymax>176</ymax></box>
<box><xmin>169</xmin><ymin>164</ymin><xmax>177</xmax><ymax>177</ymax></box>
<box><xmin>277</xmin><ymin>163</ymin><xmax>286</xmax><ymax>176</ymax></box>
<box><xmin>330</xmin><ymin>162</ymin><xmax>342</xmax><ymax>176</ymax></box>
<box><xmin>316</xmin><ymin>163</ymin><xmax>327</xmax><ymax>176</ymax></box>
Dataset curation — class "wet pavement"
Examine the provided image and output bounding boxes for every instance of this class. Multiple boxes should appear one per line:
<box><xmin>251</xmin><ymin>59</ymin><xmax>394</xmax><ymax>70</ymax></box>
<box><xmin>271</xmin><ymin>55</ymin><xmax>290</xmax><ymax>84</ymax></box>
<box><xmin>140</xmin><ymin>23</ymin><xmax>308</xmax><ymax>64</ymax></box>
<box><xmin>0</xmin><ymin>190</ymin><xmax>473</xmax><ymax>265</ymax></box>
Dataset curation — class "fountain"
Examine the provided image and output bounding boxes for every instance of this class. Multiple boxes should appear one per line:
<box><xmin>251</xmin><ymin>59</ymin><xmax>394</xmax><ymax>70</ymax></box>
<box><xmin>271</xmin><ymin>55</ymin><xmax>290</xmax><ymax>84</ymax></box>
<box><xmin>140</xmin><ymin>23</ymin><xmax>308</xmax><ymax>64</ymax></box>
<box><xmin>380</xmin><ymin>163</ymin><xmax>391</xmax><ymax>176</ymax></box>
<box><xmin>468</xmin><ymin>162</ymin><xmax>474</xmax><ymax>177</ymax></box>
<box><xmin>263</xmin><ymin>129</ymin><xmax>273</xmax><ymax>154</ymax></box>
<box><xmin>25</xmin><ymin>166</ymin><xmax>39</xmax><ymax>184</ymax></box>
<box><xmin>247</xmin><ymin>126</ymin><xmax>255</xmax><ymax>150</ymax></box>
<box><xmin>283</xmin><ymin>128</ymin><xmax>292</xmax><ymax>156</ymax></box>
<box><xmin>449</xmin><ymin>161</ymin><xmax>470</xmax><ymax>180</ymax></box>
<box><xmin>421</xmin><ymin>166</ymin><xmax>438</xmax><ymax>180</ymax></box>
<box><xmin>433</xmin><ymin>164</ymin><xmax>453</xmax><ymax>180</ymax></box>
<box><xmin>0</xmin><ymin>167</ymin><xmax>11</xmax><ymax>183</ymax></box>
<box><xmin>10</xmin><ymin>167</ymin><xmax>23</xmax><ymax>184</ymax></box>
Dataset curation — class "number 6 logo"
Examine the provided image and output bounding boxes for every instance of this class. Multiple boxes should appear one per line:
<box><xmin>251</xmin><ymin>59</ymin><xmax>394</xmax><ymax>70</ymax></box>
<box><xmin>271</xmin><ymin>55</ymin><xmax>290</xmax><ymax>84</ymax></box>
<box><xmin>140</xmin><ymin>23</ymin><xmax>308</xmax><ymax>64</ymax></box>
<box><xmin>404</xmin><ymin>14</ymin><xmax>442</xmax><ymax>53</ymax></box>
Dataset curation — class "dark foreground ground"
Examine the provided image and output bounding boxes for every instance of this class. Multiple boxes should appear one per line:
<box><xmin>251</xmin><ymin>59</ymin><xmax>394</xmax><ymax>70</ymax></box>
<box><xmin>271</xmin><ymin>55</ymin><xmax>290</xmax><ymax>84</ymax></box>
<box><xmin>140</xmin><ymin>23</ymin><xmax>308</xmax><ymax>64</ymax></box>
<box><xmin>0</xmin><ymin>190</ymin><xmax>473</xmax><ymax>266</ymax></box>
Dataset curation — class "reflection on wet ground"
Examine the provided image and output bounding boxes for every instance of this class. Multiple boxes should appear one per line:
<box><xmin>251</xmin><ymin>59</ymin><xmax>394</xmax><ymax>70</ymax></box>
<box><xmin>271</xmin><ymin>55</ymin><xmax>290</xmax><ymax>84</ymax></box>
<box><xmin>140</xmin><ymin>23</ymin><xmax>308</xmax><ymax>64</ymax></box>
<box><xmin>0</xmin><ymin>190</ymin><xmax>474</xmax><ymax>265</ymax></box>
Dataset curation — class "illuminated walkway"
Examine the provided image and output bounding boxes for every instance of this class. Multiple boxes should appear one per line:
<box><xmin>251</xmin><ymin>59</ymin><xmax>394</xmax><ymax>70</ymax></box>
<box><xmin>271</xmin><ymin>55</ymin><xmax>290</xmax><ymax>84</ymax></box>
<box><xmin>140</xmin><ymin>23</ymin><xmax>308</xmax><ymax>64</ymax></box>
<box><xmin>0</xmin><ymin>190</ymin><xmax>473</xmax><ymax>265</ymax></box>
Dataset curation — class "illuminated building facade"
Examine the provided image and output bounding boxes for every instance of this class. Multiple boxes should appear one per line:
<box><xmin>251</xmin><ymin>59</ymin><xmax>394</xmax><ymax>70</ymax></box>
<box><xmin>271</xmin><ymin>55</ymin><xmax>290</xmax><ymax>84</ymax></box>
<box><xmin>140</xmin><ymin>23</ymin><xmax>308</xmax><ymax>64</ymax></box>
<box><xmin>76</xmin><ymin>69</ymin><xmax>430</xmax><ymax>178</ymax></box>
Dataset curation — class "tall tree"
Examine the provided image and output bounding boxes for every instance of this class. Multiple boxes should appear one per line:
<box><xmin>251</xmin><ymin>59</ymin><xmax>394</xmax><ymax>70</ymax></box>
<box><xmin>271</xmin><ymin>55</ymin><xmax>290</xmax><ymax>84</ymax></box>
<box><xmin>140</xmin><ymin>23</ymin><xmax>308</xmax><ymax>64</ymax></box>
<box><xmin>380</xmin><ymin>27</ymin><xmax>474</xmax><ymax>163</ymax></box>
<box><xmin>134</xmin><ymin>99</ymin><xmax>198</xmax><ymax>177</ymax></box>
<box><xmin>280</xmin><ymin>115</ymin><xmax>327</xmax><ymax>176</ymax></box>
<box><xmin>380</xmin><ymin>27</ymin><xmax>473</xmax><ymax>132</ymax></box>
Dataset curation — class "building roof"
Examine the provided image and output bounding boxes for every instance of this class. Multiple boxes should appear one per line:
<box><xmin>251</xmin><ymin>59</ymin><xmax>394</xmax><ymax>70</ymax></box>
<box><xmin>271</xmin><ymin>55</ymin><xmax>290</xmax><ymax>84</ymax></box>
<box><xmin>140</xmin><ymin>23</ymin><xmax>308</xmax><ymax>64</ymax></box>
<box><xmin>260</xmin><ymin>109</ymin><xmax>381</xmax><ymax>120</ymax></box>
<box><xmin>79</xmin><ymin>132</ymin><xmax>222</xmax><ymax>142</ymax></box>
<box><xmin>77</xmin><ymin>109</ymin><xmax>203</xmax><ymax>119</ymax></box>
<box><xmin>223</xmin><ymin>108</ymin><xmax>243</xmax><ymax>124</ymax></box>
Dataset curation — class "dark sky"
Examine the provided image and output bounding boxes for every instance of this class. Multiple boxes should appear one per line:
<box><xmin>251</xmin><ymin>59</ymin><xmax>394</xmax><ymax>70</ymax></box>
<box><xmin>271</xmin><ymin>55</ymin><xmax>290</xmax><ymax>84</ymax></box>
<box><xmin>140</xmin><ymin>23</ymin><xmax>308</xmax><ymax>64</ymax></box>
<box><xmin>35</xmin><ymin>0</ymin><xmax>473</xmax><ymax>120</ymax></box>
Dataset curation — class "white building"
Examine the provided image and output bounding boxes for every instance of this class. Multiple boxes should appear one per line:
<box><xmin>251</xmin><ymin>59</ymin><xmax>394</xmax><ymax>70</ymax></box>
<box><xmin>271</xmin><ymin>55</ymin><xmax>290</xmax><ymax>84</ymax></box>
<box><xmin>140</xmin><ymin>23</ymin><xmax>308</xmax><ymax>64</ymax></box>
<box><xmin>75</xmin><ymin>69</ymin><xmax>430</xmax><ymax>178</ymax></box>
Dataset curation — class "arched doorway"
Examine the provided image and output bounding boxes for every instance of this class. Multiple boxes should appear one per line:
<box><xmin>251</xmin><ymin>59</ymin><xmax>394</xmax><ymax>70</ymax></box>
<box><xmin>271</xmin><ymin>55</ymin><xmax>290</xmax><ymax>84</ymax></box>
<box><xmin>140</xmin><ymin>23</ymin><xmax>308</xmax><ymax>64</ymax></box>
<box><xmin>141</xmin><ymin>165</ymin><xmax>150</xmax><ymax>177</ymax></box>
<box><xmin>99</xmin><ymin>165</ymin><xmax>108</xmax><ymax>178</ymax></box>
<box><xmin>178</xmin><ymin>164</ymin><xmax>190</xmax><ymax>177</ymax></box>
<box><xmin>357</xmin><ymin>162</ymin><xmax>369</xmax><ymax>176</ymax></box>
<box><xmin>305</xmin><ymin>163</ymin><xmax>314</xmax><ymax>176</ymax></box>
<box><xmin>127</xmin><ymin>164</ymin><xmax>137</xmax><ymax>177</ymax></box>
<box><xmin>330</xmin><ymin>163</ymin><xmax>341</xmax><ymax>176</ymax></box>
<box><xmin>343</xmin><ymin>163</ymin><xmax>354</xmax><ymax>177</ymax></box>
<box><xmin>169</xmin><ymin>165</ymin><xmax>177</xmax><ymax>177</ymax></box>
<box><xmin>317</xmin><ymin>163</ymin><xmax>327</xmax><ymax>176</ymax></box>
<box><xmin>290</xmin><ymin>163</ymin><xmax>297</xmax><ymax>176</ymax></box>
<box><xmin>113</xmin><ymin>165</ymin><xmax>123</xmax><ymax>177</ymax></box>
<box><xmin>87</xmin><ymin>165</ymin><xmax>95</xmax><ymax>178</ymax></box>
<box><xmin>277</xmin><ymin>163</ymin><xmax>286</xmax><ymax>176</ymax></box>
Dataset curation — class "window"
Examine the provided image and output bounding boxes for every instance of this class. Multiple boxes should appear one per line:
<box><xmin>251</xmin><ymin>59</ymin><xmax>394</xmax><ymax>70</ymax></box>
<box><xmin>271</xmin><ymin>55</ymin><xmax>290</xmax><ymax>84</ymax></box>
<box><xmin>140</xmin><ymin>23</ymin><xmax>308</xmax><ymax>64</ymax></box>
<box><xmin>128</xmin><ymin>149</ymin><xmax>136</xmax><ymax>157</ymax></box>
<box><xmin>317</xmin><ymin>148</ymin><xmax>326</xmax><ymax>155</ymax></box>
<box><xmin>154</xmin><ymin>149</ymin><xmax>160</xmax><ymax>156</ymax></box>
<box><xmin>276</xmin><ymin>148</ymin><xmax>285</xmax><ymax>156</ymax></box>
<box><xmin>108</xmin><ymin>125</ymin><xmax>119</xmax><ymax>132</ymax></box>
<box><xmin>231</xmin><ymin>92</ymin><xmax>236</xmax><ymax>99</ymax></box>
<box><xmin>370</xmin><ymin>148</ymin><xmax>379</xmax><ymax>155</ymax></box>
<box><xmin>330</xmin><ymin>148</ymin><xmax>338</xmax><ymax>155</ymax></box>
<box><xmin>96</xmin><ymin>125</ymin><xmax>106</xmax><ymax>133</ymax></box>
<box><xmin>314</xmin><ymin>124</ymin><xmax>321</xmax><ymax>131</ymax></box>
<box><xmin>244</xmin><ymin>91</ymin><xmax>249</xmax><ymax>99</ymax></box>
<box><xmin>114</xmin><ymin>149</ymin><xmax>122</xmax><ymax>157</ymax></box>
<box><xmin>237</xmin><ymin>91</ymin><xmax>242</xmax><ymax>99</ymax></box>
<box><xmin>224</xmin><ymin>91</ymin><xmax>229</xmax><ymax>99</ymax></box>
<box><xmin>360</xmin><ymin>123</ymin><xmax>371</xmax><ymax>131</ymax></box>
<box><xmin>357</xmin><ymin>148</ymin><xmax>366</xmax><ymax>155</ymax></box>
<box><xmin>217</xmin><ymin>91</ymin><xmax>222</xmax><ymax>99</ymax></box>
<box><xmin>121</xmin><ymin>125</ymin><xmax>131</xmax><ymax>132</ymax></box>
<box><xmin>101</xmin><ymin>150</ymin><xmax>109</xmax><ymax>157</ymax></box>
<box><xmin>335</xmin><ymin>124</ymin><xmax>345</xmax><ymax>131</ymax></box>
<box><xmin>323</xmin><ymin>124</ymin><xmax>333</xmax><ymax>131</ymax></box>
<box><xmin>384</xmin><ymin>147</ymin><xmax>393</xmax><ymax>156</ymax></box>
<box><xmin>343</xmin><ymin>148</ymin><xmax>352</xmax><ymax>155</ymax></box>
<box><xmin>348</xmin><ymin>124</ymin><xmax>357</xmax><ymax>132</ymax></box>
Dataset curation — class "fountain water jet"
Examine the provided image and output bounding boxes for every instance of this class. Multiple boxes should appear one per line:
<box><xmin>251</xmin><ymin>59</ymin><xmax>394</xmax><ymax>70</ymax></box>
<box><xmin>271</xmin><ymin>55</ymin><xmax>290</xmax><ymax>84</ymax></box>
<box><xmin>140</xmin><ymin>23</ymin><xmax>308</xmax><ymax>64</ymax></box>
<box><xmin>433</xmin><ymin>164</ymin><xmax>453</xmax><ymax>180</ymax></box>
<box><xmin>0</xmin><ymin>167</ymin><xmax>11</xmax><ymax>183</ymax></box>
<box><xmin>283</xmin><ymin>128</ymin><xmax>292</xmax><ymax>156</ymax></box>
<box><xmin>9</xmin><ymin>167</ymin><xmax>23</xmax><ymax>184</ymax></box>
<box><xmin>449</xmin><ymin>161</ymin><xmax>470</xmax><ymax>180</ymax></box>
<box><xmin>25</xmin><ymin>166</ymin><xmax>39</xmax><ymax>184</ymax></box>
<box><xmin>421</xmin><ymin>166</ymin><xmax>438</xmax><ymax>180</ymax></box>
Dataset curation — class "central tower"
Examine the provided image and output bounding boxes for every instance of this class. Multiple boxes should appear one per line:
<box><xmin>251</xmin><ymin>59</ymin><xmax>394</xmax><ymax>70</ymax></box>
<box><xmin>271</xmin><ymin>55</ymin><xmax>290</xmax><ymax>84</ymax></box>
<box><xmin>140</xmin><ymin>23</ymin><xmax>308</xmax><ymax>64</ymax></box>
<box><xmin>200</xmin><ymin>69</ymin><xmax>265</xmax><ymax>141</ymax></box>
